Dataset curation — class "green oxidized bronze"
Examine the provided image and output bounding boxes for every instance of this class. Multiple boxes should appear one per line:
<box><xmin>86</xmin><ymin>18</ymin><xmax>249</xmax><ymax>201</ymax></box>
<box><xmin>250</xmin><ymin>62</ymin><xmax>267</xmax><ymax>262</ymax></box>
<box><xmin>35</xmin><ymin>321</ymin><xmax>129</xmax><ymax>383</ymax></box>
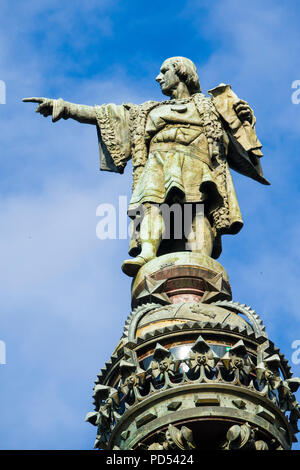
<box><xmin>23</xmin><ymin>56</ymin><xmax>269</xmax><ymax>277</ymax></box>
<box><xmin>23</xmin><ymin>57</ymin><xmax>299</xmax><ymax>451</ymax></box>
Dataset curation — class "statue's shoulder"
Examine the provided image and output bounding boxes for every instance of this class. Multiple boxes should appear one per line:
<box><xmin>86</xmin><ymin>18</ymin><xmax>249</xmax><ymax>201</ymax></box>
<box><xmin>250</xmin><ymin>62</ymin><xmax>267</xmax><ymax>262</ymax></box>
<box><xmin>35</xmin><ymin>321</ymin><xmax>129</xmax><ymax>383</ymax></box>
<box><xmin>137</xmin><ymin>100</ymin><xmax>161</xmax><ymax>111</ymax></box>
<box><xmin>127</xmin><ymin>100</ymin><xmax>161</xmax><ymax>123</ymax></box>
<box><xmin>124</xmin><ymin>100</ymin><xmax>159</xmax><ymax>109</ymax></box>
<box><xmin>192</xmin><ymin>92</ymin><xmax>220</xmax><ymax>116</ymax></box>
<box><xmin>193</xmin><ymin>91</ymin><xmax>214</xmax><ymax>103</ymax></box>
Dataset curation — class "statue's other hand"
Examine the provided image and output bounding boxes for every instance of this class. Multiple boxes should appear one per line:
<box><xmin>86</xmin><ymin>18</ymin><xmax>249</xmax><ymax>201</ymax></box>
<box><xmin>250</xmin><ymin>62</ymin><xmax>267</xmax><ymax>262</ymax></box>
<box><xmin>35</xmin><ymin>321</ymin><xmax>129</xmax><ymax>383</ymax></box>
<box><xmin>233</xmin><ymin>99</ymin><xmax>253</xmax><ymax>124</ymax></box>
<box><xmin>22</xmin><ymin>97</ymin><xmax>54</xmax><ymax>118</ymax></box>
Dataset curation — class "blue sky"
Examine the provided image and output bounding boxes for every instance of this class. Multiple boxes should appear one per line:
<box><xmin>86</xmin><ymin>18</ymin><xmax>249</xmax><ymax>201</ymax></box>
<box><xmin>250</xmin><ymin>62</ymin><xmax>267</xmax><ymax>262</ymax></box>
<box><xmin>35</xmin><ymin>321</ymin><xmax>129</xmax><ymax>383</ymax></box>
<box><xmin>0</xmin><ymin>0</ymin><xmax>300</xmax><ymax>450</ymax></box>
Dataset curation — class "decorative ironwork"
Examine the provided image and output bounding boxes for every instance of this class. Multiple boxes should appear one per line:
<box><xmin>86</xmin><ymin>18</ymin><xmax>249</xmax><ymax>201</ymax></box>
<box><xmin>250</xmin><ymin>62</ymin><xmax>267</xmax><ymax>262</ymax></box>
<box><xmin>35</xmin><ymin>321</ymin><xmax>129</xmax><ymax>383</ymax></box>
<box><xmin>86</xmin><ymin>337</ymin><xmax>300</xmax><ymax>447</ymax></box>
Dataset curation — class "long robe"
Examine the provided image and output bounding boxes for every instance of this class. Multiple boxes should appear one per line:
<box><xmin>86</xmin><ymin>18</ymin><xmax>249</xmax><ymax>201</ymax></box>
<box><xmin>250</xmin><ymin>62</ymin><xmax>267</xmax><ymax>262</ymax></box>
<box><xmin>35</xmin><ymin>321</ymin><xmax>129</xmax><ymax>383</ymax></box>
<box><xmin>94</xmin><ymin>86</ymin><xmax>269</xmax><ymax>258</ymax></box>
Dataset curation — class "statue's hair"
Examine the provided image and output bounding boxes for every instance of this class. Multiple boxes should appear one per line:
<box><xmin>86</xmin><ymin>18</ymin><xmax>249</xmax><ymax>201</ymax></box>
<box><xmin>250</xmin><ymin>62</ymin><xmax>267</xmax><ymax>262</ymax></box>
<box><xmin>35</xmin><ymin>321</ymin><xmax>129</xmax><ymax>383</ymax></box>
<box><xmin>166</xmin><ymin>57</ymin><xmax>201</xmax><ymax>94</ymax></box>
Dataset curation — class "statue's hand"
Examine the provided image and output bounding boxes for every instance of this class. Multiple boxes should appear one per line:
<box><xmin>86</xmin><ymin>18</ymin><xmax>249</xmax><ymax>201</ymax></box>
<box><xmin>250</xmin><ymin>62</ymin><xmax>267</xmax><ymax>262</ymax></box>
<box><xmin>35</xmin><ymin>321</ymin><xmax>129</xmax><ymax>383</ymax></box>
<box><xmin>22</xmin><ymin>97</ymin><xmax>54</xmax><ymax>118</ymax></box>
<box><xmin>233</xmin><ymin>99</ymin><xmax>253</xmax><ymax>124</ymax></box>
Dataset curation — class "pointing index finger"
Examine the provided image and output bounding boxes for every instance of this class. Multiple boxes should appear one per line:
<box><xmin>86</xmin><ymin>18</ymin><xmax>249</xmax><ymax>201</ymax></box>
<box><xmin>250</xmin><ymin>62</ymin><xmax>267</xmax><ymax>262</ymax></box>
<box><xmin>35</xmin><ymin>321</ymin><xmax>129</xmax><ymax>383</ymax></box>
<box><xmin>22</xmin><ymin>97</ymin><xmax>47</xmax><ymax>103</ymax></box>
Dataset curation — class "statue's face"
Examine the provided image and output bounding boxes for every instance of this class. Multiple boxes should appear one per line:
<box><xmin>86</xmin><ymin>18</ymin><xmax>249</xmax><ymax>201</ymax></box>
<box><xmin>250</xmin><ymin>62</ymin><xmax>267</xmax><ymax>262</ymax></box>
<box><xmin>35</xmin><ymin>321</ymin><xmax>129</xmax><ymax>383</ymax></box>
<box><xmin>156</xmin><ymin>60</ymin><xmax>180</xmax><ymax>97</ymax></box>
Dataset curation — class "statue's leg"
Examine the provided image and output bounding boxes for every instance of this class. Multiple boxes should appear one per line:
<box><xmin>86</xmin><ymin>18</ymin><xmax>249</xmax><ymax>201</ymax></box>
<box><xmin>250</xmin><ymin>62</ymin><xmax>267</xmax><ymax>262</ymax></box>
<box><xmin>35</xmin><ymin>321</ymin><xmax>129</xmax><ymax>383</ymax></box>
<box><xmin>122</xmin><ymin>203</ymin><xmax>164</xmax><ymax>277</ymax></box>
<box><xmin>185</xmin><ymin>209</ymin><xmax>215</xmax><ymax>257</ymax></box>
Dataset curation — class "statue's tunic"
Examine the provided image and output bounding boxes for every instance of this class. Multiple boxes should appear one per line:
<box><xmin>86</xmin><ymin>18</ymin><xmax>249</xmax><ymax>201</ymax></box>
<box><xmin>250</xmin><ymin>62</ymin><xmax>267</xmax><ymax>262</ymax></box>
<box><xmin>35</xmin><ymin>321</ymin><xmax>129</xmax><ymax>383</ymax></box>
<box><xmin>94</xmin><ymin>89</ymin><xmax>268</xmax><ymax>258</ymax></box>
<box><xmin>128</xmin><ymin>100</ymin><xmax>223</xmax><ymax>211</ymax></box>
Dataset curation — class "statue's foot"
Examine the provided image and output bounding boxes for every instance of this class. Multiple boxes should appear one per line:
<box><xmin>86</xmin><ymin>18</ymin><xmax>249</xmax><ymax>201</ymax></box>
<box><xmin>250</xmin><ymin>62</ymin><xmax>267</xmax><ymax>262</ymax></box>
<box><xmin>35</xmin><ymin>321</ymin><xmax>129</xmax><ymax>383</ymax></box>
<box><xmin>121</xmin><ymin>255</ymin><xmax>149</xmax><ymax>277</ymax></box>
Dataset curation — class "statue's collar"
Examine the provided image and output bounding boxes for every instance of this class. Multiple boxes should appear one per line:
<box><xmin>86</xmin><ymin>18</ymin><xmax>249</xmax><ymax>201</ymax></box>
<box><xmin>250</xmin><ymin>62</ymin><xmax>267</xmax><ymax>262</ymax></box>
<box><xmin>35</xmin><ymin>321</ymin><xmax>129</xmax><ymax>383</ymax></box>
<box><xmin>167</xmin><ymin>96</ymin><xmax>193</xmax><ymax>105</ymax></box>
<box><xmin>166</xmin><ymin>93</ymin><xmax>204</xmax><ymax>105</ymax></box>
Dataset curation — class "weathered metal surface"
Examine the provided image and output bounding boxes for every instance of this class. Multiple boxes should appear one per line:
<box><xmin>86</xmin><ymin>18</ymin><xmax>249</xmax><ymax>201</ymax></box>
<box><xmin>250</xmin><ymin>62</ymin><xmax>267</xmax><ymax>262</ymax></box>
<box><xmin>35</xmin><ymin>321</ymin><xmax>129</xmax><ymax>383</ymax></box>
<box><xmin>87</xmin><ymin>328</ymin><xmax>299</xmax><ymax>450</ymax></box>
<box><xmin>23</xmin><ymin>57</ymin><xmax>298</xmax><ymax>451</ymax></box>
<box><xmin>108</xmin><ymin>383</ymin><xmax>293</xmax><ymax>450</ymax></box>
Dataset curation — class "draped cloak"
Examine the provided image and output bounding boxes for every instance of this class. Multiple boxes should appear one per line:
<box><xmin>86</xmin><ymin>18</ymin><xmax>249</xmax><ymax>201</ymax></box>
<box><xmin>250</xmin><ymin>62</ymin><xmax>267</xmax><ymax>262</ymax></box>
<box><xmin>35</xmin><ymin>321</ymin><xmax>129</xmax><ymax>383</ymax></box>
<box><xmin>94</xmin><ymin>85</ymin><xmax>269</xmax><ymax>259</ymax></box>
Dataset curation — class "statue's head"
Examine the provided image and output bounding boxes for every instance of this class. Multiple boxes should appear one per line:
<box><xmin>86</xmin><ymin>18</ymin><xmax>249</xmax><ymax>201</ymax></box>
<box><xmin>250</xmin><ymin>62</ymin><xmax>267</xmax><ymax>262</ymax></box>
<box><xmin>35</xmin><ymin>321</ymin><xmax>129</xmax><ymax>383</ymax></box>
<box><xmin>156</xmin><ymin>57</ymin><xmax>201</xmax><ymax>97</ymax></box>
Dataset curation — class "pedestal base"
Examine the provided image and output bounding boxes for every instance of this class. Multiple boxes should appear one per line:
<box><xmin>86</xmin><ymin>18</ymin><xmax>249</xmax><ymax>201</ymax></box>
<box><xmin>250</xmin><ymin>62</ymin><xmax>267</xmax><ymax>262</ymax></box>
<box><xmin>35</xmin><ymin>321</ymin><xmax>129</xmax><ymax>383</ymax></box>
<box><xmin>131</xmin><ymin>252</ymin><xmax>231</xmax><ymax>308</ymax></box>
<box><xmin>86</xmin><ymin>255</ymin><xmax>300</xmax><ymax>451</ymax></box>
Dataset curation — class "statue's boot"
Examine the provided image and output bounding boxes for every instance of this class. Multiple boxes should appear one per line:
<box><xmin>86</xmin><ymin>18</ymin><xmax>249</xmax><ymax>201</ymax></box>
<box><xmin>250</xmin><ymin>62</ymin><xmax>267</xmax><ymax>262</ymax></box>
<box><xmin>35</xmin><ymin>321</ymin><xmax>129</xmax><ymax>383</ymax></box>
<box><xmin>122</xmin><ymin>203</ymin><xmax>164</xmax><ymax>277</ymax></box>
<box><xmin>121</xmin><ymin>241</ymin><xmax>159</xmax><ymax>277</ymax></box>
<box><xmin>121</xmin><ymin>255</ymin><xmax>149</xmax><ymax>277</ymax></box>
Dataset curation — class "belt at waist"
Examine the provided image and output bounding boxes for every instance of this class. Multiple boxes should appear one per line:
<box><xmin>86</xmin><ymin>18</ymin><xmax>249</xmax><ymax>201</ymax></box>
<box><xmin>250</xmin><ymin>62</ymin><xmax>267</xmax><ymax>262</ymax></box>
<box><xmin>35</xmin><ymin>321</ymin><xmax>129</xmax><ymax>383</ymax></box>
<box><xmin>149</xmin><ymin>142</ymin><xmax>212</xmax><ymax>169</ymax></box>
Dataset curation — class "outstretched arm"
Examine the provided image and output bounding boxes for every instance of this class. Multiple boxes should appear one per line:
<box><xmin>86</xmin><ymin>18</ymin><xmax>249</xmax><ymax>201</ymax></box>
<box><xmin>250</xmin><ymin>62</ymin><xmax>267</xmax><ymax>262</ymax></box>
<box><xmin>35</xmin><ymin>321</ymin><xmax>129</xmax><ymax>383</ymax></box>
<box><xmin>23</xmin><ymin>97</ymin><xmax>133</xmax><ymax>175</ymax></box>
<box><xmin>22</xmin><ymin>97</ymin><xmax>97</xmax><ymax>125</ymax></box>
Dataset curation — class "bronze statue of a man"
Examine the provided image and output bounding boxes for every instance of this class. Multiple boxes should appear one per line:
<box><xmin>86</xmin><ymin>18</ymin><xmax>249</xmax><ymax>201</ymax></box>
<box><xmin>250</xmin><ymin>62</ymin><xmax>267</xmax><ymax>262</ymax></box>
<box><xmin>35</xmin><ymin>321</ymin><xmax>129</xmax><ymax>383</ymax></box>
<box><xmin>23</xmin><ymin>57</ymin><xmax>269</xmax><ymax>277</ymax></box>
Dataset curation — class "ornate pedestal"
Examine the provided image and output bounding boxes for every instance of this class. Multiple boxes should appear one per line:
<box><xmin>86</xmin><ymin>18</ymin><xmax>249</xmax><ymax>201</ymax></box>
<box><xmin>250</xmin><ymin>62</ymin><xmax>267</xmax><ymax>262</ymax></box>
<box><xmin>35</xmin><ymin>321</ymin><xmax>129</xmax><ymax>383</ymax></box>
<box><xmin>86</xmin><ymin>253</ymin><xmax>300</xmax><ymax>450</ymax></box>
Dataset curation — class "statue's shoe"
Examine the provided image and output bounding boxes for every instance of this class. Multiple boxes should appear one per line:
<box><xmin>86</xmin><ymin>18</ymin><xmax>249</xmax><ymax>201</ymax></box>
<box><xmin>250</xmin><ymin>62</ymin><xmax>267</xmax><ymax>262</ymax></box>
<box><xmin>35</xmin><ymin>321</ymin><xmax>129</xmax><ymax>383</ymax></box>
<box><xmin>121</xmin><ymin>256</ymin><xmax>148</xmax><ymax>277</ymax></box>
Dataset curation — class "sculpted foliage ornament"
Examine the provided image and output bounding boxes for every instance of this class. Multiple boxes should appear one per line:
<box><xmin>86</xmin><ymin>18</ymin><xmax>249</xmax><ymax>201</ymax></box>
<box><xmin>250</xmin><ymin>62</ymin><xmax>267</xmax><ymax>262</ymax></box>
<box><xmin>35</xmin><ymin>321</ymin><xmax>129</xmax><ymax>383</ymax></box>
<box><xmin>148</xmin><ymin>424</ymin><xmax>196</xmax><ymax>450</ymax></box>
<box><xmin>84</xmin><ymin>334</ymin><xmax>299</xmax><ymax>449</ymax></box>
<box><xmin>221</xmin><ymin>340</ymin><xmax>255</xmax><ymax>385</ymax></box>
<box><xmin>278</xmin><ymin>378</ymin><xmax>300</xmax><ymax>433</ymax></box>
<box><xmin>185</xmin><ymin>335</ymin><xmax>219</xmax><ymax>379</ymax></box>
<box><xmin>255</xmin><ymin>353</ymin><xmax>283</xmax><ymax>403</ymax></box>
<box><xmin>119</xmin><ymin>359</ymin><xmax>146</xmax><ymax>404</ymax></box>
<box><xmin>220</xmin><ymin>422</ymin><xmax>269</xmax><ymax>450</ymax></box>
<box><xmin>255</xmin><ymin>351</ymin><xmax>300</xmax><ymax>431</ymax></box>
<box><xmin>148</xmin><ymin>343</ymin><xmax>181</xmax><ymax>385</ymax></box>
<box><xmin>86</xmin><ymin>385</ymin><xmax>121</xmax><ymax>449</ymax></box>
